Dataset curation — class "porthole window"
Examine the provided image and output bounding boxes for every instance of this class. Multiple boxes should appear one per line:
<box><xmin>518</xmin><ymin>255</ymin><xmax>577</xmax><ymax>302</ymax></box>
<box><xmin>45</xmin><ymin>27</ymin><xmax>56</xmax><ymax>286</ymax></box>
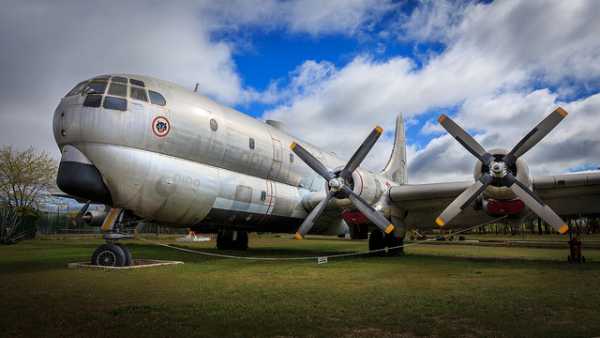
<box><xmin>290</xmin><ymin>153</ymin><xmax>294</xmax><ymax>163</ymax></box>
<box><xmin>249</xmin><ymin>137</ymin><xmax>255</xmax><ymax>150</ymax></box>
<box><xmin>210</xmin><ymin>118</ymin><xmax>218</xmax><ymax>131</ymax></box>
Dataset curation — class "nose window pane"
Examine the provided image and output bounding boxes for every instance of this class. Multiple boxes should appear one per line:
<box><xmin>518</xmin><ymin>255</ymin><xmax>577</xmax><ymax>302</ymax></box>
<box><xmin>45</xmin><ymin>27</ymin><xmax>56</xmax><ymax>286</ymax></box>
<box><xmin>65</xmin><ymin>81</ymin><xmax>87</xmax><ymax>97</ymax></box>
<box><xmin>108</xmin><ymin>83</ymin><xmax>127</xmax><ymax>97</ymax></box>
<box><xmin>111</xmin><ymin>76</ymin><xmax>127</xmax><ymax>83</ymax></box>
<box><xmin>148</xmin><ymin>90</ymin><xmax>166</xmax><ymax>106</ymax></box>
<box><xmin>83</xmin><ymin>94</ymin><xmax>102</xmax><ymax>107</ymax></box>
<box><xmin>85</xmin><ymin>80</ymin><xmax>107</xmax><ymax>94</ymax></box>
<box><xmin>129</xmin><ymin>79</ymin><xmax>145</xmax><ymax>87</ymax></box>
<box><xmin>103</xmin><ymin>96</ymin><xmax>127</xmax><ymax>111</ymax></box>
<box><xmin>130</xmin><ymin>86</ymin><xmax>148</xmax><ymax>102</ymax></box>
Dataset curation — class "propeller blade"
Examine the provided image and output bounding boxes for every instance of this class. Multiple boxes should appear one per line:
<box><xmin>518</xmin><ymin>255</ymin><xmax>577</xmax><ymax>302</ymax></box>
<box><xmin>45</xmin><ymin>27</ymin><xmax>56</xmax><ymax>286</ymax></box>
<box><xmin>438</xmin><ymin>114</ymin><xmax>492</xmax><ymax>165</ymax></box>
<box><xmin>72</xmin><ymin>201</ymin><xmax>91</xmax><ymax>226</ymax></box>
<box><xmin>290</xmin><ymin>142</ymin><xmax>335</xmax><ymax>181</ymax></box>
<box><xmin>294</xmin><ymin>191</ymin><xmax>333</xmax><ymax>240</ymax></box>
<box><xmin>506</xmin><ymin>107</ymin><xmax>568</xmax><ymax>162</ymax></box>
<box><xmin>341</xmin><ymin>185</ymin><xmax>395</xmax><ymax>234</ymax></box>
<box><xmin>340</xmin><ymin>126</ymin><xmax>383</xmax><ymax>179</ymax></box>
<box><xmin>504</xmin><ymin>174</ymin><xmax>569</xmax><ymax>234</ymax></box>
<box><xmin>436</xmin><ymin>174</ymin><xmax>493</xmax><ymax>227</ymax></box>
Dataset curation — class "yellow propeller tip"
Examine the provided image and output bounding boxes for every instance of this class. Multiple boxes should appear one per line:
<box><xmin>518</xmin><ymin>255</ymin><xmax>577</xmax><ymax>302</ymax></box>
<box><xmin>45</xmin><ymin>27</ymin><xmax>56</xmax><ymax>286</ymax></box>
<box><xmin>556</xmin><ymin>107</ymin><xmax>568</xmax><ymax>117</ymax></box>
<box><xmin>438</xmin><ymin>115</ymin><xmax>447</xmax><ymax>123</ymax></box>
<box><xmin>290</xmin><ymin>142</ymin><xmax>297</xmax><ymax>150</ymax></box>
<box><xmin>375</xmin><ymin>126</ymin><xmax>384</xmax><ymax>134</ymax></box>
<box><xmin>384</xmin><ymin>224</ymin><xmax>395</xmax><ymax>234</ymax></box>
<box><xmin>294</xmin><ymin>233</ymin><xmax>303</xmax><ymax>240</ymax></box>
<box><xmin>559</xmin><ymin>224</ymin><xmax>569</xmax><ymax>234</ymax></box>
<box><xmin>435</xmin><ymin>217</ymin><xmax>445</xmax><ymax>227</ymax></box>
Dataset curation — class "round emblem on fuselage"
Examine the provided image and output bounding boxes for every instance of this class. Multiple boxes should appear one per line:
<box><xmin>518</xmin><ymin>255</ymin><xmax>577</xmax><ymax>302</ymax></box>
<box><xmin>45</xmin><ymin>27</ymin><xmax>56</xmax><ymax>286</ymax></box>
<box><xmin>152</xmin><ymin>116</ymin><xmax>170</xmax><ymax>137</ymax></box>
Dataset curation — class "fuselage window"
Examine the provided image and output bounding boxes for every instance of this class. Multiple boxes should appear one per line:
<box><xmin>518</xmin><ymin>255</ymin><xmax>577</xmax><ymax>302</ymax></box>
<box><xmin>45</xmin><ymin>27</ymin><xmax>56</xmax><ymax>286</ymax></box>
<box><xmin>85</xmin><ymin>80</ymin><xmax>107</xmax><ymax>95</ymax></box>
<box><xmin>108</xmin><ymin>82</ymin><xmax>127</xmax><ymax>97</ymax></box>
<box><xmin>103</xmin><ymin>96</ymin><xmax>127</xmax><ymax>111</ymax></box>
<box><xmin>249</xmin><ymin>137</ymin><xmax>255</xmax><ymax>150</ymax></box>
<box><xmin>65</xmin><ymin>81</ymin><xmax>87</xmax><ymax>97</ymax></box>
<box><xmin>260</xmin><ymin>191</ymin><xmax>267</xmax><ymax>201</ymax></box>
<box><xmin>210</xmin><ymin>118</ymin><xmax>218</xmax><ymax>131</ymax></box>
<box><xmin>130</xmin><ymin>79</ymin><xmax>145</xmax><ymax>87</ymax></box>
<box><xmin>112</xmin><ymin>76</ymin><xmax>127</xmax><ymax>83</ymax></box>
<box><xmin>130</xmin><ymin>86</ymin><xmax>148</xmax><ymax>102</ymax></box>
<box><xmin>290</xmin><ymin>153</ymin><xmax>294</xmax><ymax>163</ymax></box>
<box><xmin>83</xmin><ymin>94</ymin><xmax>102</xmax><ymax>108</ymax></box>
<box><xmin>149</xmin><ymin>90</ymin><xmax>166</xmax><ymax>106</ymax></box>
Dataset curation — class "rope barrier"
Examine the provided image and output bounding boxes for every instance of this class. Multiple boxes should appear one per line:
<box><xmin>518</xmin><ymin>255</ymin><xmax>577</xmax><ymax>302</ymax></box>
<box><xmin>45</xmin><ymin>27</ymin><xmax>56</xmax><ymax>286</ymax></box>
<box><xmin>138</xmin><ymin>216</ymin><xmax>508</xmax><ymax>264</ymax></box>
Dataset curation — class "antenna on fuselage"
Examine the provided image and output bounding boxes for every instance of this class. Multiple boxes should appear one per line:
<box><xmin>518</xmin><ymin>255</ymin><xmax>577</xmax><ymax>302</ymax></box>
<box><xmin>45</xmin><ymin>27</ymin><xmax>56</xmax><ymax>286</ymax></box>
<box><xmin>193</xmin><ymin>83</ymin><xmax>199</xmax><ymax>93</ymax></box>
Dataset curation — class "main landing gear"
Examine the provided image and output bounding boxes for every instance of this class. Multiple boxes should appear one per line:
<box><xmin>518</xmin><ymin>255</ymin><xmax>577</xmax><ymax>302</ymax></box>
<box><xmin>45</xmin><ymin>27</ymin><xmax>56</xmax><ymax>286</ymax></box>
<box><xmin>217</xmin><ymin>230</ymin><xmax>248</xmax><ymax>250</ymax></box>
<box><xmin>369</xmin><ymin>229</ymin><xmax>404</xmax><ymax>256</ymax></box>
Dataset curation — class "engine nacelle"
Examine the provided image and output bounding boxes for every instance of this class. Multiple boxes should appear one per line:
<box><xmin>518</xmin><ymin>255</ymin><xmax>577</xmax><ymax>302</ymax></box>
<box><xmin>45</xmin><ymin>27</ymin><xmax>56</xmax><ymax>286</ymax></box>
<box><xmin>81</xmin><ymin>210</ymin><xmax>108</xmax><ymax>227</ymax></box>
<box><xmin>474</xmin><ymin>148</ymin><xmax>531</xmax><ymax>200</ymax></box>
<box><xmin>349</xmin><ymin>168</ymin><xmax>384</xmax><ymax>206</ymax></box>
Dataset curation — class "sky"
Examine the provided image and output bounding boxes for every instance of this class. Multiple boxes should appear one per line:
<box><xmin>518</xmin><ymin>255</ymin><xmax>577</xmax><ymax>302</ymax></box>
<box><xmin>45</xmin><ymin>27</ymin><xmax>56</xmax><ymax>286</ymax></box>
<box><xmin>1</xmin><ymin>0</ymin><xmax>600</xmax><ymax>184</ymax></box>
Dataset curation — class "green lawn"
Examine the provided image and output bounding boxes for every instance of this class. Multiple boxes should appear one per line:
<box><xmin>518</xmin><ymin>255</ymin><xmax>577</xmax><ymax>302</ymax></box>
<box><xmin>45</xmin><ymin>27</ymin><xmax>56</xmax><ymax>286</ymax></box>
<box><xmin>1</xmin><ymin>235</ymin><xmax>600</xmax><ymax>337</ymax></box>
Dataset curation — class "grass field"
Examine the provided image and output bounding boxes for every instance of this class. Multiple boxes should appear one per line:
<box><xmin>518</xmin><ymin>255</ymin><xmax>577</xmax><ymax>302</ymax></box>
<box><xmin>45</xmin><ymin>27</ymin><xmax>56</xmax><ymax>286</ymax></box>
<box><xmin>1</xmin><ymin>235</ymin><xmax>600</xmax><ymax>337</ymax></box>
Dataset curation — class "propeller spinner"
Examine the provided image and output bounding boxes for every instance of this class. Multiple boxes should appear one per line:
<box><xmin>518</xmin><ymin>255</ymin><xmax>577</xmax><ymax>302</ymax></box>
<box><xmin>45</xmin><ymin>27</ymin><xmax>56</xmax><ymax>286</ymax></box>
<box><xmin>290</xmin><ymin>126</ymin><xmax>395</xmax><ymax>239</ymax></box>
<box><xmin>435</xmin><ymin>107</ymin><xmax>570</xmax><ymax>234</ymax></box>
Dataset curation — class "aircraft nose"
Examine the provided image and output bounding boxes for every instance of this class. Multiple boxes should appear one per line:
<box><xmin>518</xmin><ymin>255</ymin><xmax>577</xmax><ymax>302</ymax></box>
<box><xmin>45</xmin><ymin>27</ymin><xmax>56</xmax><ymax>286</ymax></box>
<box><xmin>56</xmin><ymin>145</ymin><xmax>112</xmax><ymax>205</ymax></box>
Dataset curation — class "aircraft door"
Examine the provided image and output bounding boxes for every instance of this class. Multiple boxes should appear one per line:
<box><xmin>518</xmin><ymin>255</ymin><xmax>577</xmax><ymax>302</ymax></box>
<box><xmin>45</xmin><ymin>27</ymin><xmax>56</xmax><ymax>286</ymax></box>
<box><xmin>269</xmin><ymin>138</ymin><xmax>283</xmax><ymax>179</ymax></box>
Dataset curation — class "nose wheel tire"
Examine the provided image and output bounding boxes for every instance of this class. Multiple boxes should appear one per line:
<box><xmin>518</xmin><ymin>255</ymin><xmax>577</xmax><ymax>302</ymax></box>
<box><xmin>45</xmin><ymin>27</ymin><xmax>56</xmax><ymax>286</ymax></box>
<box><xmin>91</xmin><ymin>243</ymin><xmax>127</xmax><ymax>267</ymax></box>
<box><xmin>369</xmin><ymin>229</ymin><xmax>386</xmax><ymax>256</ymax></box>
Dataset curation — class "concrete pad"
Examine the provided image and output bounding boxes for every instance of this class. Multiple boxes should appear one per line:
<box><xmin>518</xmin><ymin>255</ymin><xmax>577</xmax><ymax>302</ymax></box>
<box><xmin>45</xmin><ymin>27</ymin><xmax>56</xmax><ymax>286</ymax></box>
<box><xmin>68</xmin><ymin>259</ymin><xmax>183</xmax><ymax>270</ymax></box>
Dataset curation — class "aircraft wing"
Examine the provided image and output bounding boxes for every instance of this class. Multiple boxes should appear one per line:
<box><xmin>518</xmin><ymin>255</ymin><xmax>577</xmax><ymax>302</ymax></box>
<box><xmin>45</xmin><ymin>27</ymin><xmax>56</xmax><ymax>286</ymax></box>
<box><xmin>388</xmin><ymin>171</ymin><xmax>600</xmax><ymax>229</ymax></box>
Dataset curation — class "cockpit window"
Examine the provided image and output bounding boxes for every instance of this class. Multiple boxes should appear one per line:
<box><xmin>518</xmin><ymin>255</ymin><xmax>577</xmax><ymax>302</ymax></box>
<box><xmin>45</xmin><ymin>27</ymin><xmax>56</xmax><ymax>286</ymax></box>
<box><xmin>111</xmin><ymin>76</ymin><xmax>127</xmax><ymax>83</ymax></box>
<box><xmin>108</xmin><ymin>82</ymin><xmax>127</xmax><ymax>97</ymax></box>
<box><xmin>148</xmin><ymin>90</ymin><xmax>166</xmax><ymax>106</ymax></box>
<box><xmin>130</xmin><ymin>86</ymin><xmax>148</xmax><ymax>102</ymax></box>
<box><xmin>83</xmin><ymin>94</ymin><xmax>102</xmax><ymax>108</ymax></box>
<box><xmin>103</xmin><ymin>96</ymin><xmax>127</xmax><ymax>111</ymax></box>
<box><xmin>65</xmin><ymin>81</ymin><xmax>87</xmax><ymax>97</ymax></box>
<box><xmin>85</xmin><ymin>80</ymin><xmax>107</xmax><ymax>95</ymax></box>
<box><xmin>129</xmin><ymin>79</ymin><xmax>145</xmax><ymax>87</ymax></box>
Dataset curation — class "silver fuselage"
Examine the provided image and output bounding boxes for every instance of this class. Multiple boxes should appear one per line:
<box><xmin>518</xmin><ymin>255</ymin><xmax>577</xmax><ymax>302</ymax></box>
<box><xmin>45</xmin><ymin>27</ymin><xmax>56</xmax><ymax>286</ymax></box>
<box><xmin>53</xmin><ymin>74</ymin><xmax>392</xmax><ymax>233</ymax></box>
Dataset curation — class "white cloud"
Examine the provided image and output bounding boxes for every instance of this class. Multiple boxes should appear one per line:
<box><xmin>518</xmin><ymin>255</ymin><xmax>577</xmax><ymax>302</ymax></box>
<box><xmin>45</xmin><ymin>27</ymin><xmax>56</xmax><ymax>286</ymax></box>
<box><xmin>0</xmin><ymin>0</ymin><xmax>394</xmax><ymax>159</ymax></box>
<box><xmin>261</xmin><ymin>1</ymin><xmax>600</xmax><ymax>183</ymax></box>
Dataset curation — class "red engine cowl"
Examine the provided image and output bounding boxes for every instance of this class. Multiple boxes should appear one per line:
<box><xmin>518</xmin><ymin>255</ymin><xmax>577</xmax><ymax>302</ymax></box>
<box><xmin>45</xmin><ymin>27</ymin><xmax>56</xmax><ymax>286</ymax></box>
<box><xmin>484</xmin><ymin>198</ymin><xmax>525</xmax><ymax>216</ymax></box>
<box><xmin>341</xmin><ymin>210</ymin><xmax>369</xmax><ymax>225</ymax></box>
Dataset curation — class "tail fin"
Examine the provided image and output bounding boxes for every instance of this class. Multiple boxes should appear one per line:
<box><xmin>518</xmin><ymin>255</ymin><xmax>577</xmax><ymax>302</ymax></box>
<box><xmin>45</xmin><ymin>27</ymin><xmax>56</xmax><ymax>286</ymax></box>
<box><xmin>381</xmin><ymin>114</ymin><xmax>407</xmax><ymax>184</ymax></box>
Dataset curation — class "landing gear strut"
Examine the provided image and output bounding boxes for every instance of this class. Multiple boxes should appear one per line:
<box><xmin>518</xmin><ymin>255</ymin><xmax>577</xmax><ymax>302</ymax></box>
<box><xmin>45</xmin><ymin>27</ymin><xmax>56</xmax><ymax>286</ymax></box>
<box><xmin>217</xmin><ymin>230</ymin><xmax>248</xmax><ymax>250</ymax></box>
<box><xmin>369</xmin><ymin>229</ymin><xmax>404</xmax><ymax>256</ymax></box>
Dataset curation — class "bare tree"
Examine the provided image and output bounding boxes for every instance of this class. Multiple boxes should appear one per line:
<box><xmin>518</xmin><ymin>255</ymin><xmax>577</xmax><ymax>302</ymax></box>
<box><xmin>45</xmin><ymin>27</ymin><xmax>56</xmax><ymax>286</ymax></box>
<box><xmin>0</xmin><ymin>146</ymin><xmax>57</xmax><ymax>210</ymax></box>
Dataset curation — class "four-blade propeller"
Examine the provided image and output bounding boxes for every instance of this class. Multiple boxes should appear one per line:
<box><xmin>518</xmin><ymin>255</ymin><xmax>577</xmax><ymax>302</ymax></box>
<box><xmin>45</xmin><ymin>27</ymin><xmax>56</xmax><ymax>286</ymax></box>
<box><xmin>435</xmin><ymin>107</ymin><xmax>570</xmax><ymax>234</ymax></box>
<box><xmin>291</xmin><ymin>126</ymin><xmax>395</xmax><ymax>239</ymax></box>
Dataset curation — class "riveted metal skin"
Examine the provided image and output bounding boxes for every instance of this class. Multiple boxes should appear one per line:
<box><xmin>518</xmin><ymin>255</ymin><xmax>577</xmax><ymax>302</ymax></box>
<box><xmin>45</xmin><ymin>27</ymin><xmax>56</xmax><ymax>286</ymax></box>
<box><xmin>54</xmin><ymin>74</ymin><xmax>398</xmax><ymax>234</ymax></box>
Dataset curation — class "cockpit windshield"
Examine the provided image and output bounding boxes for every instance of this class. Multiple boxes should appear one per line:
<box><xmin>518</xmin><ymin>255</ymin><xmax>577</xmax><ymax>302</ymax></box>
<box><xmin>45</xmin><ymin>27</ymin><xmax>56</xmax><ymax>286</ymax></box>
<box><xmin>67</xmin><ymin>75</ymin><xmax>167</xmax><ymax>110</ymax></box>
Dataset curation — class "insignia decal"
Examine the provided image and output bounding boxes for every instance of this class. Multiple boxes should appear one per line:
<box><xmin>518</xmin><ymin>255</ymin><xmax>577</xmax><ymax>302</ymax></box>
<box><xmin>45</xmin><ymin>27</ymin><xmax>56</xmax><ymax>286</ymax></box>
<box><xmin>152</xmin><ymin>116</ymin><xmax>170</xmax><ymax>137</ymax></box>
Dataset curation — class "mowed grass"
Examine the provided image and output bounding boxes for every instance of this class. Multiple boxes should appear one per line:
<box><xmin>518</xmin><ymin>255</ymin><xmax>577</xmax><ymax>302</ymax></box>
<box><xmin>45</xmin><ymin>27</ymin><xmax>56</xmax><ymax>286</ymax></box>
<box><xmin>1</xmin><ymin>235</ymin><xmax>600</xmax><ymax>337</ymax></box>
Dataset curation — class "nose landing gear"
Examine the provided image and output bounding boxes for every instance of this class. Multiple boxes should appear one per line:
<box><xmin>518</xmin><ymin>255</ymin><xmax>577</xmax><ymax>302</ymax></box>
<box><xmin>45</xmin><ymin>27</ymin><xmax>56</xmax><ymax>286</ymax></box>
<box><xmin>91</xmin><ymin>208</ymin><xmax>136</xmax><ymax>267</ymax></box>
